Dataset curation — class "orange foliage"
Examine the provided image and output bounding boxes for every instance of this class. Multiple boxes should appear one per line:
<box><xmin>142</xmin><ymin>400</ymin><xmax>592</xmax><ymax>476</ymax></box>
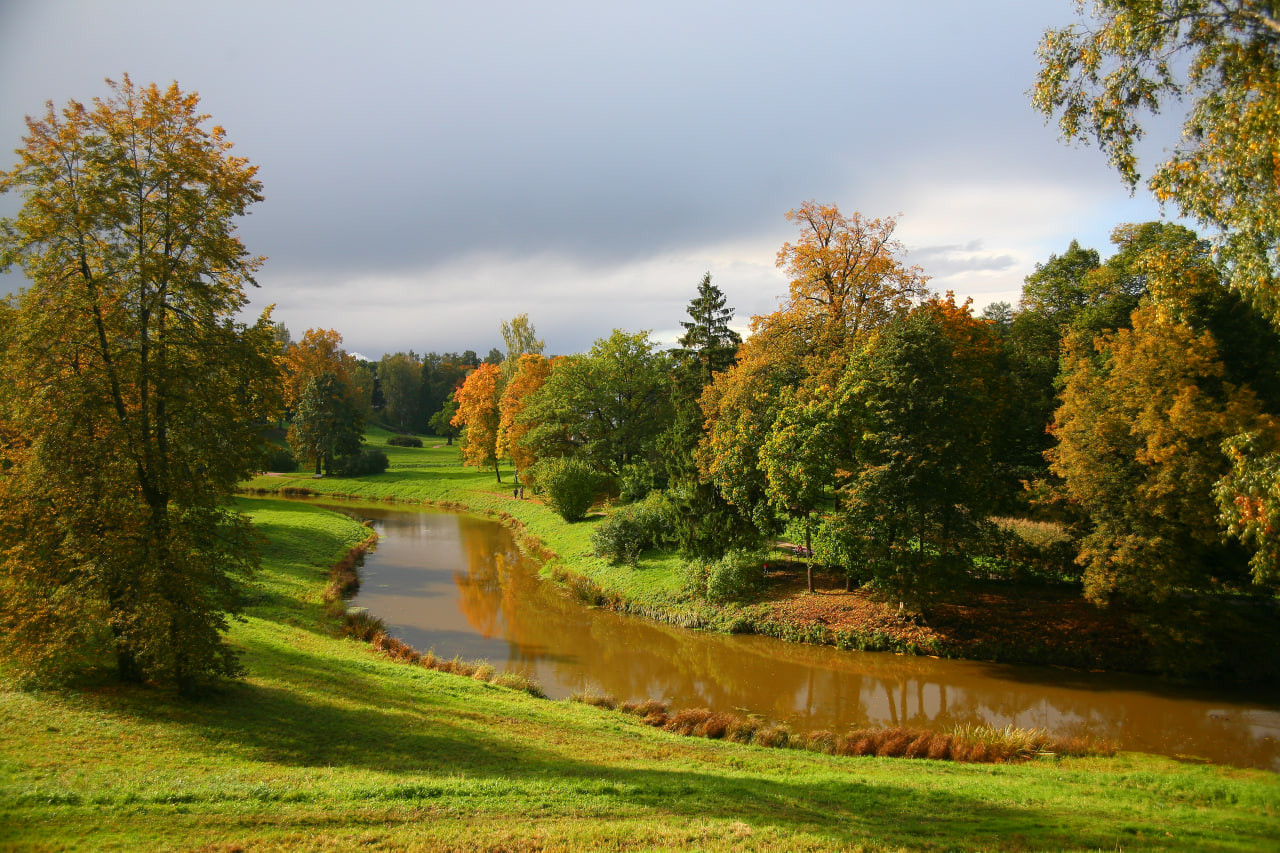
<box><xmin>451</xmin><ymin>363</ymin><xmax>503</xmax><ymax>476</ymax></box>
<box><xmin>283</xmin><ymin>328</ymin><xmax>357</xmax><ymax>409</ymax></box>
<box><xmin>497</xmin><ymin>353</ymin><xmax>553</xmax><ymax>477</ymax></box>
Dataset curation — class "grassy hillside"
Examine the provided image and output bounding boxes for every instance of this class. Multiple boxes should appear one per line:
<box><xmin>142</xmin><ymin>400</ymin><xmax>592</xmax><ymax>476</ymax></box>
<box><xmin>2</xmin><ymin>494</ymin><xmax>1277</xmax><ymax>850</ymax></box>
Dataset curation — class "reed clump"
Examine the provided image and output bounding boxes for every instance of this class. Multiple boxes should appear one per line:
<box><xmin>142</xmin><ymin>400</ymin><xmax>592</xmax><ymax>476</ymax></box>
<box><xmin>566</xmin><ymin>694</ymin><xmax>1114</xmax><ymax>764</ymax></box>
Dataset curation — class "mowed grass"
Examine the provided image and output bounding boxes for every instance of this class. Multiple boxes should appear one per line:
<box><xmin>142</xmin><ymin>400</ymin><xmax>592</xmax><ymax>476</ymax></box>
<box><xmin>2</xmin><ymin>496</ymin><xmax>1278</xmax><ymax>850</ymax></box>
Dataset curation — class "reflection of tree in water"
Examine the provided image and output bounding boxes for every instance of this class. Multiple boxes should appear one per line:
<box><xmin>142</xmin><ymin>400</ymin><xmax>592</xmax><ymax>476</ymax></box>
<box><xmin>452</xmin><ymin>517</ymin><xmax>530</xmax><ymax>641</ymax></box>
<box><xmin>427</xmin><ymin>509</ymin><xmax>1280</xmax><ymax>769</ymax></box>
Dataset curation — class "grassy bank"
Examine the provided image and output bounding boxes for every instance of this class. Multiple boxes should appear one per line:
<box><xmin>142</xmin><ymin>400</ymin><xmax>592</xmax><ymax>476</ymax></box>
<box><xmin>3</xmin><ymin>494</ymin><xmax>1277</xmax><ymax>851</ymax></box>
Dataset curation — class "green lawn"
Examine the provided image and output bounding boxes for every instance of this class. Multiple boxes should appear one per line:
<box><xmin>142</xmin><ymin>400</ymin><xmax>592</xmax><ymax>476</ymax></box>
<box><xmin>2</xmin><ymin>489</ymin><xmax>1277</xmax><ymax>850</ymax></box>
<box><xmin>247</xmin><ymin>426</ymin><xmax>693</xmax><ymax>610</ymax></box>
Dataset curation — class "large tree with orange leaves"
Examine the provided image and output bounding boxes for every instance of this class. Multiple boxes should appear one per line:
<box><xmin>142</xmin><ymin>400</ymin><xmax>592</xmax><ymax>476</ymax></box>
<box><xmin>497</xmin><ymin>353</ymin><xmax>553</xmax><ymax>481</ymax></box>
<box><xmin>0</xmin><ymin>77</ymin><xmax>279</xmax><ymax>693</ymax></box>
<box><xmin>776</xmin><ymin>201</ymin><xmax>929</xmax><ymax>359</ymax></box>
<box><xmin>283</xmin><ymin>328</ymin><xmax>357</xmax><ymax>410</ymax></box>
<box><xmin>451</xmin><ymin>363</ymin><xmax>504</xmax><ymax>481</ymax></box>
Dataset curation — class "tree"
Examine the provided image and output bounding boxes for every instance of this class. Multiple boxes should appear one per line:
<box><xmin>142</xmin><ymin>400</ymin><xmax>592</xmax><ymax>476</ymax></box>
<box><xmin>451</xmin><ymin>363</ymin><xmax>504</xmax><ymax>481</ymax></box>
<box><xmin>1019</xmin><ymin>240</ymin><xmax>1103</xmax><ymax>329</ymax></box>
<box><xmin>659</xmin><ymin>275</ymin><xmax>758</xmax><ymax>558</ymax></box>
<box><xmin>758</xmin><ymin>389</ymin><xmax>839</xmax><ymax>592</ymax></box>
<box><xmin>518</xmin><ymin>330</ymin><xmax>673</xmax><ymax>481</ymax></box>
<box><xmin>500</xmin><ymin>313</ymin><xmax>545</xmax><ymax>381</ymax></box>
<box><xmin>833</xmin><ymin>297</ymin><xmax>1003</xmax><ymax>609</ymax></box>
<box><xmin>288</xmin><ymin>373</ymin><xmax>363</xmax><ymax>475</ymax></box>
<box><xmin>283</xmin><ymin>328</ymin><xmax>356</xmax><ymax>411</ymax></box>
<box><xmin>776</xmin><ymin>201</ymin><xmax>929</xmax><ymax>356</ymax></box>
<box><xmin>378</xmin><ymin>351</ymin><xmax>423</xmax><ymax>432</ymax></box>
<box><xmin>419</xmin><ymin>352</ymin><xmax>468</xmax><ymax>433</ymax></box>
<box><xmin>1034</xmin><ymin>0</ymin><xmax>1280</xmax><ymax>322</ymax></box>
<box><xmin>1048</xmin><ymin>230</ymin><xmax>1280</xmax><ymax>603</ymax></box>
<box><xmin>673</xmin><ymin>272</ymin><xmax>742</xmax><ymax>383</ymax></box>
<box><xmin>0</xmin><ymin>76</ymin><xmax>279</xmax><ymax>693</ymax></box>
<box><xmin>497</xmin><ymin>353</ymin><xmax>553</xmax><ymax>481</ymax></box>
<box><xmin>428</xmin><ymin>393</ymin><xmax>460</xmax><ymax>444</ymax></box>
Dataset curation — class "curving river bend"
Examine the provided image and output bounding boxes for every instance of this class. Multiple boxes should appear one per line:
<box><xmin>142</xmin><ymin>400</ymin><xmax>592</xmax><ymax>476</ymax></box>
<box><xmin>313</xmin><ymin>499</ymin><xmax>1280</xmax><ymax>771</ymax></box>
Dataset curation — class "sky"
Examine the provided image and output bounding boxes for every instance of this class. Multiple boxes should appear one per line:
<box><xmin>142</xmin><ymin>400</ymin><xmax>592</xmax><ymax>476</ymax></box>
<box><xmin>0</xmin><ymin>1</ymin><xmax>1181</xmax><ymax>359</ymax></box>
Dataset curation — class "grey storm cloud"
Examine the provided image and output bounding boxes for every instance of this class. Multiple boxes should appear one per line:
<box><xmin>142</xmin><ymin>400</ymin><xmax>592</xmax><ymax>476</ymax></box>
<box><xmin>0</xmin><ymin>0</ymin><xmax>1170</xmax><ymax>357</ymax></box>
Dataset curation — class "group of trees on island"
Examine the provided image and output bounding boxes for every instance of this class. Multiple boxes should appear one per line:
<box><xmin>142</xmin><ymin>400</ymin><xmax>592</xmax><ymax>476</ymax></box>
<box><xmin>2</xmin><ymin>2</ymin><xmax>1279</xmax><ymax>692</ymax></box>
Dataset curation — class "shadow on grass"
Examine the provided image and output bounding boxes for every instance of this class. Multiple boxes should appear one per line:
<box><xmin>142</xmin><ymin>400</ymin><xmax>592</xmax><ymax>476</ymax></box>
<box><xmin>61</xmin><ymin>634</ymin><xmax>1232</xmax><ymax>851</ymax></box>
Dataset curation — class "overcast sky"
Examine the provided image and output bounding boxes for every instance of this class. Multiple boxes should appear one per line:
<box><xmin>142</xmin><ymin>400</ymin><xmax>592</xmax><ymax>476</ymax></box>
<box><xmin>0</xmin><ymin>1</ymin><xmax>1178</xmax><ymax>358</ymax></box>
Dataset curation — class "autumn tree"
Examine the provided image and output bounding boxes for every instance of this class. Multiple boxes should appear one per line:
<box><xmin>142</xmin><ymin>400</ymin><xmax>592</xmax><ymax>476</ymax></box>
<box><xmin>0</xmin><ymin>77</ymin><xmax>280</xmax><ymax>693</ymax></box>
<box><xmin>698</xmin><ymin>203</ymin><xmax>928</xmax><ymax>550</ymax></box>
<box><xmin>775</xmin><ymin>201</ymin><xmax>929</xmax><ymax>361</ymax></box>
<box><xmin>451</xmin><ymin>363</ymin><xmax>504</xmax><ymax>481</ymax></box>
<box><xmin>1034</xmin><ymin>0</ymin><xmax>1280</xmax><ymax>322</ymax></box>
<box><xmin>497</xmin><ymin>353</ymin><xmax>553</xmax><ymax>481</ymax></box>
<box><xmin>1049</xmin><ymin>229</ymin><xmax>1280</xmax><ymax>603</ymax></box>
<box><xmin>283</xmin><ymin>328</ymin><xmax>356</xmax><ymax>411</ymax></box>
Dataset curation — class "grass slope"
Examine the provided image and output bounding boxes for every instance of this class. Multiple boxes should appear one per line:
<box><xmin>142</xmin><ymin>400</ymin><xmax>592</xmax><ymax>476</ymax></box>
<box><xmin>2</xmin><ymin>495</ymin><xmax>1277</xmax><ymax>850</ymax></box>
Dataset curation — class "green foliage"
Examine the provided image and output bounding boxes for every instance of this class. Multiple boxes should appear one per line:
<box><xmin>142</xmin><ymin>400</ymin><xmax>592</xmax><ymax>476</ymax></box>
<box><xmin>695</xmin><ymin>548</ymin><xmax>766</xmax><ymax>604</ymax></box>
<box><xmin>263</xmin><ymin>445</ymin><xmax>300</xmax><ymax>473</ymax></box>
<box><xmin>378</xmin><ymin>352</ymin><xmax>424</xmax><ymax>432</ymax></box>
<box><xmin>532</xmin><ymin>456</ymin><xmax>598</xmax><ymax>522</ymax></box>
<box><xmin>387</xmin><ymin>434</ymin><xmax>424</xmax><ymax>448</ymax></box>
<box><xmin>289</xmin><ymin>372</ymin><xmax>364</xmax><ymax>475</ymax></box>
<box><xmin>617</xmin><ymin>459</ymin><xmax>661</xmax><ymax>503</ymax></box>
<box><xmin>428</xmin><ymin>394</ymin><xmax>460</xmax><ymax>444</ymax></box>
<box><xmin>590</xmin><ymin>492</ymin><xmax>672</xmax><ymax>566</ymax></box>
<box><xmin>833</xmin><ymin>298</ymin><xmax>1002</xmax><ymax>607</ymax></box>
<box><xmin>518</xmin><ymin>330</ymin><xmax>674</xmax><ymax>478</ymax></box>
<box><xmin>332</xmin><ymin>448</ymin><xmax>390</xmax><ymax>477</ymax></box>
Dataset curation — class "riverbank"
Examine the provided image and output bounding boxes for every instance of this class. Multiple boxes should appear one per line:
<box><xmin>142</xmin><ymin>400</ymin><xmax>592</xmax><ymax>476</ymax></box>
<box><xmin>4</xmin><ymin>495</ymin><xmax>1277</xmax><ymax>850</ymax></box>
<box><xmin>244</xmin><ymin>429</ymin><xmax>1280</xmax><ymax>683</ymax></box>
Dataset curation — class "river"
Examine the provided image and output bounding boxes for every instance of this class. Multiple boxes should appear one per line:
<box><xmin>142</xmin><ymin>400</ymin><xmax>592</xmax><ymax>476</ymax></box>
<box><xmin>314</xmin><ymin>499</ymin><xmax>1280</xmax><ymax>770</ymax></box>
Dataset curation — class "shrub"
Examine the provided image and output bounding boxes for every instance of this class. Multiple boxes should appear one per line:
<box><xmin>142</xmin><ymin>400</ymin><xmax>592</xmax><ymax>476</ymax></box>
<box><xmin>703</xmin><ymin>548</ymin><xmax>766</xmax><ymax>603</ymax></box>
<box><xmin>387</xmin><ymin>434</ymin><xmax>423</xmax><ymax>448</ymax></box>
<box><xmin>263</xmin><ymin>444</ymin><xmax>299</xmax><ymax>473</ymax></box>
<box><xmin>332</xmin><ymin>448</ymin><xmax>390</xmax><ymax>477</ymax></box>
<box><xmin>980</xmin><ymin>518</ymin><xmax>1079</xmax><ymax>584</ymax></box>
<box><xmin>532</xmin><ymin>457</ymin><xmax>598</xmax><ymax>522</ymax></box>
<box><xmin>617</xmin><ymin>459</ymin><xmax>660</xmax><ymax>503</ymax></box>
<box><xmin>591</xmin><ymin>492</ymin><xmax>673</xmax><ymax>565</ymax></box>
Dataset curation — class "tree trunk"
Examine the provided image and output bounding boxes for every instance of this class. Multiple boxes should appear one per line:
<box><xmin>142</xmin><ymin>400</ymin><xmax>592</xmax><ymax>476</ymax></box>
<box><xmin>805</xmin><ymin>512</ymin><xmax>814</xmax><ymax>594</ymax></box>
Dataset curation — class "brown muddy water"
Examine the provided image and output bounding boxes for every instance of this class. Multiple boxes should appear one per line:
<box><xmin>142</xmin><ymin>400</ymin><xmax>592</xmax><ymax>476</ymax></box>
<box><xmin>316</xmin><ymin>499</ymin><xmax>1280</xmax><ymax>770</ymax></box>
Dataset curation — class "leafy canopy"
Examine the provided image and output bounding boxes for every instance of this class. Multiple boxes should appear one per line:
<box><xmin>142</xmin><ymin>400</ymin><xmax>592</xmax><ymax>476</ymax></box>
<box><xmin>0</xmin><ymin>76</ymin><xmax>279</xmax><ymax>693</ymax></box>
<box><xmin>1034</xmin><ymin>0</ymin><xmax>1280</xmax><ymax>321</ymax></box>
